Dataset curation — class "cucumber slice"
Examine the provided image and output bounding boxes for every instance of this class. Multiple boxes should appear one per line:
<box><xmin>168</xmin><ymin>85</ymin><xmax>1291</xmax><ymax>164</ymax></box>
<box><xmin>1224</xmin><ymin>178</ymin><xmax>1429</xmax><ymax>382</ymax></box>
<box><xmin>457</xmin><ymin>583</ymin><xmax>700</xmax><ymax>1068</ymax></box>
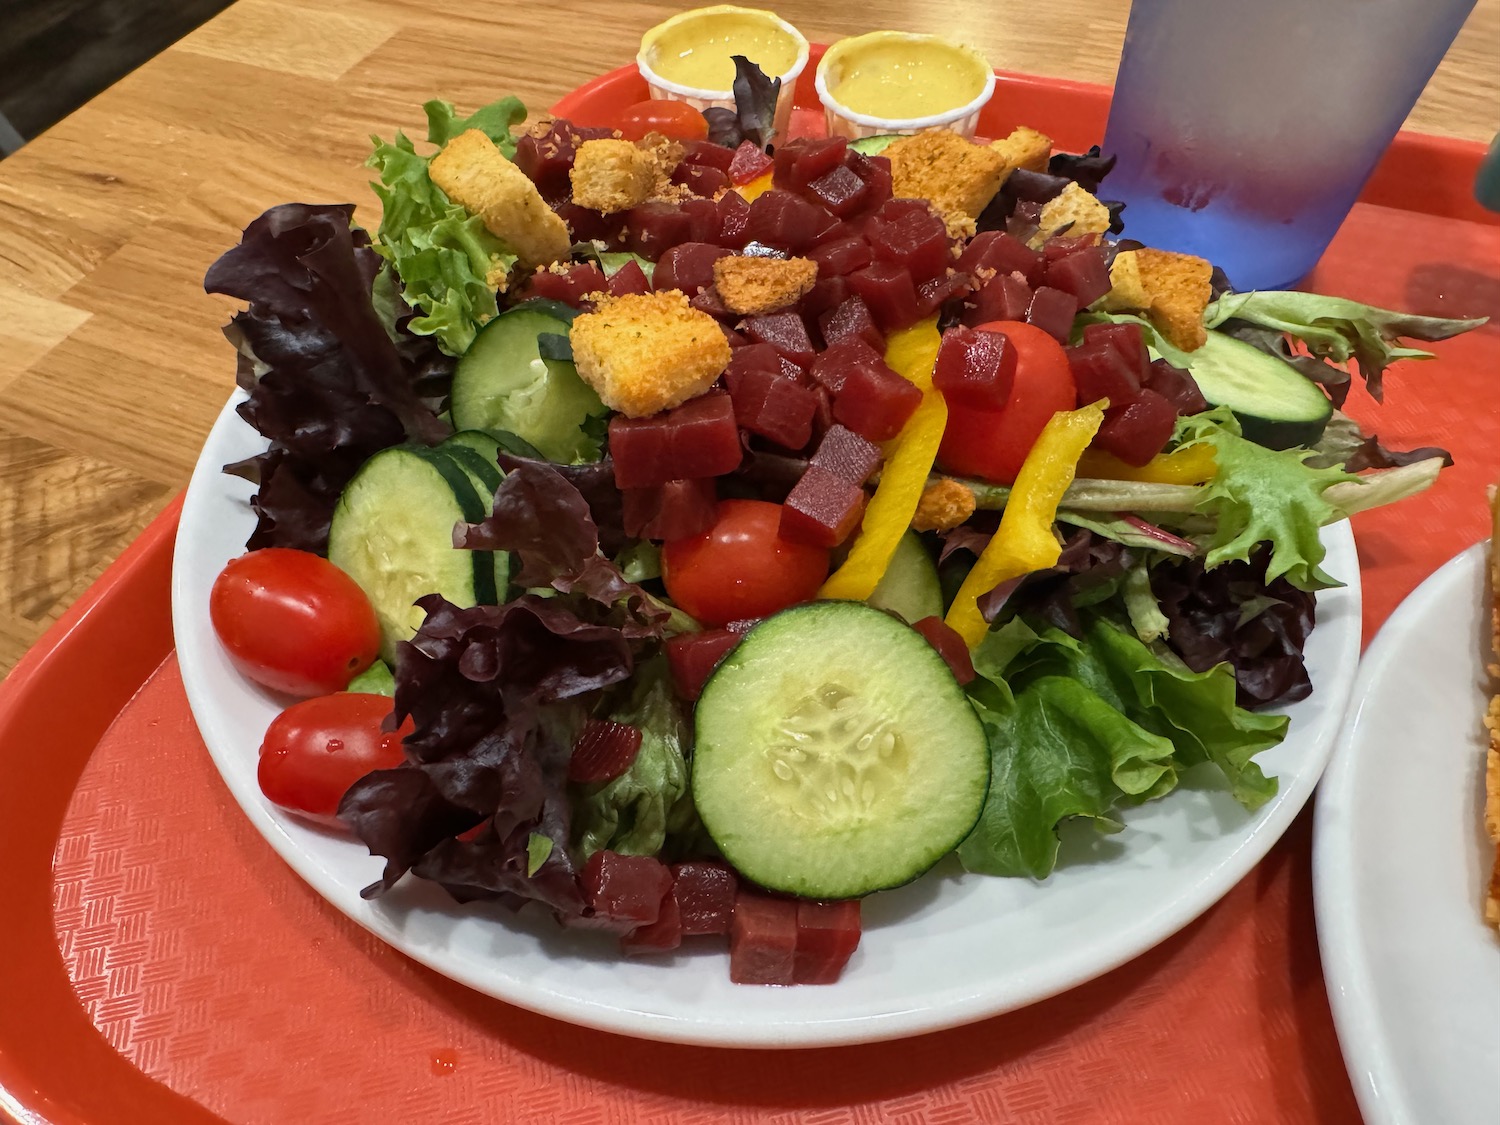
<box><xmin>849</xmin><ymin>134</ymin><xmax>903</xmax><ymax>156</ymax></box>
<box><xmin>451</xmin><ymin>305</ymin><xmax>607</xmax><ymax>463</ymax></box>
<box><xmin>693</xmin><ymin>602</ymin><xmax>989</xmax><ymax>899</ymax></box>
<box><xmin>444</xmin><ymin>429</ymin><xmax>504</xmax><ymax>473</ymax></box>
<box><xmin>437</xmin><ymin>438</ymin><xmax>512</xmax><ymax>602</ymax></box>
<box><xmin>1175</xmin><ymin>330</ymin><xmax>1332</xmax><ymax>449</ymax></box>
<box><xmin>868</xmin><ymin>532</ymin><xmax>943</xmax><ymax>623</ymax></box>
<box><xmin>328</xmin><ymin>446</ymin><xmax>493</xmax><ymax>663</ymax></box>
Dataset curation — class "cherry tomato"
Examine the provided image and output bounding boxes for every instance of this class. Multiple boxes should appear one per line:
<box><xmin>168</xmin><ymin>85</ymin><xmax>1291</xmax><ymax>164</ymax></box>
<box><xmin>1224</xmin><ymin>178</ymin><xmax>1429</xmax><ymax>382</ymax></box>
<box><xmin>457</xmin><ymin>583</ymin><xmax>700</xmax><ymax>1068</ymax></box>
<box><xmin>661</xmin><ymin>500</ymin><xmax>830</xmax><ymax>626</ymax></box>
<box><xmin>257</xmin><ymin>693</ymin><xmax>413</xmax><ymax>825</ymax></box>
<box><xmin>616</xmin><ymin>99</ymin><xmax>710</xmax><ymax>142</ymax></box>
<box><xmin>210</xmin><ymin>548</ymin><xmax>381</xmax><ymax>697</ymax></box>
<box><xmin>935</xmin><ymin>320</ymin><xmax>1078</xmax><ymax>485</ymax></box>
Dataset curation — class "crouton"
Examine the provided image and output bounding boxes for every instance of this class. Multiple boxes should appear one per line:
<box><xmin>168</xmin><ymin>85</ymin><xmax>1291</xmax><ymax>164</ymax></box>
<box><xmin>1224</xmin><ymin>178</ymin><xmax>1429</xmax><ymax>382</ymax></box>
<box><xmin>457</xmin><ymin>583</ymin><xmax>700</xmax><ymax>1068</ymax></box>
<box><xmin>912</xmin><ymin>478</ymin><xmax>977</xmax><ymax>532</ymax></box>
<box><xmin>570</xmin><ymin>139</ymin><xmax>659</xmax><ymax>213</ymax></box>
<box><xmin>1036</xmin><ymin>182</ymin><xmax>1113</xmax><ymax>244</ymax></box>
<box><xmin>989</xmin><ymin>125</ymin><xmax>1052</xmax><ymax>176</ymax></box>
<box><xmin>713</xmin><ymin>255</ymin><xmax>819</xmax><ymax>315</ymax></box>
<box><xmin>570</xmin><ymin>290</ymin><xmax>732</xmax><ymax>418</ymax></box>
<box><xmin>885</xmin><ymin>130</ymin><xmax>1007</xmax><ymax>239</ymax></box>
<box><xmin>429</xmin><ymin>129</ymin><xmax>570</xmax><ymax>270</ymax></box>
<box><xmin>1102</xmin><ymin>248</ymin><xmax>1213</xmax><ymax>351</ymax></box>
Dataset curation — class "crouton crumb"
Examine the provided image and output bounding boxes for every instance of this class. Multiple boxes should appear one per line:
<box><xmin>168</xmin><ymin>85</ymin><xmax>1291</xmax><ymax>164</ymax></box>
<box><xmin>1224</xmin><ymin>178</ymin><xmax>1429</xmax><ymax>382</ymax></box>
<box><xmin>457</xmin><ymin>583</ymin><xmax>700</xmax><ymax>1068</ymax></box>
<box><xmin>1035</xmin><ymin>182</ymin><xmax>1113</xmax><ymax>245</ymax></box>
<box><xmin>1102</xmin><ymin>248</ymin><xmax>1213</xmax><ymax>351</ymax></box>
<box><xmin>989</xmin><ymin>125</ymin><xmax>1053</xmax><ymax>177</ymax></box>
<box><xmin>884</xmin><ymin>130</ymin><xmax>1007</xmax><ymax>239</ymax></box>
<box><xmin>712</xmin><ymin>255</ymin><xmax>819</xmax><ymax>315</ymax></box>
<box><xmin>912</xmin><ymin>478</ymin><xmax>977</xmax><ymax>532</ymax></box>
<box><xmin>569</xmin><ymin>290</ymin><xmax>732</xmax><ymax>418</ymax></box>
<box><xmin>429</xmin><ymin>128</ymin><xmax>570</xmax><ymax>270</ymax></box>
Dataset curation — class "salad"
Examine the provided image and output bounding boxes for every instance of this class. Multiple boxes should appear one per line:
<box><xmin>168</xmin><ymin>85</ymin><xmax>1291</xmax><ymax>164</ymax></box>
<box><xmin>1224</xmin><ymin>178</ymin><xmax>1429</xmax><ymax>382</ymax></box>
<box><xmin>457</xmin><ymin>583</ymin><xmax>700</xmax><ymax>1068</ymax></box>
<box><xmin>201</xmin><ymin>61</ymin><xmax>1480</xmax><ymax>987</ymax></box>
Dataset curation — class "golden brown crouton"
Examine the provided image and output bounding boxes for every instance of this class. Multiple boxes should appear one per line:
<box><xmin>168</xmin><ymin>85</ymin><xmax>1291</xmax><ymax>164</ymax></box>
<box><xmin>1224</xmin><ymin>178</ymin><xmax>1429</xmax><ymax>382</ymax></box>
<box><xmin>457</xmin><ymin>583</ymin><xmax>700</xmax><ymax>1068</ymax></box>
<box><xmin>1102</xmin><ymin>248</ymin><xmax>1213</xmax><ymax>351</ymax></box>
<box><xmin>570</xmin><ymin>290</ymin><xmax>732</xmax><ymax>418</ymax></box>
<box><xmin>429</xmin><ymin>129</ymin><xmax>570</xmax><ymax>270</ymax></box>
<box><xmin>713</xmin><ymin>255</ymin><xmax>819</xmax><ymax>315</ymax></box>
<box><xmin>570</xmin><ymin>139</ymin><xmax>659</xmax><ymax>214</ymax></box>
<box><xmin>912</xmin><ymin>478</ymin><xmax>977</xmax><ymax>532</ymax></box>
<box><xmin>1035</xmin><ymin>183</ymin><xmax>1113</xmax><ymax>245</ymax></box>
<box><xmin>885</xmin><ymin>130</ymin><xmax>1007</xmax><ymax>239</ymax></box>
<box><xmin>989</xmin><ymin>125</ymin><xmax>1052</xmax><ymax>176</ymax></box>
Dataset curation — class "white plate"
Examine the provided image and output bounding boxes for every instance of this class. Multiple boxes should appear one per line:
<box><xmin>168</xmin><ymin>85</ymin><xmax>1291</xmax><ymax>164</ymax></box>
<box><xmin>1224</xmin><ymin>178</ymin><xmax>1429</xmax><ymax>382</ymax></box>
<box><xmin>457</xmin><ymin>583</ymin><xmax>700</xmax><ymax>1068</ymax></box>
<box><xmin>174</xmin><ymin>391</ymin><xmax>1363</xmax><ymax>1048</ymax></box>
<box><xmin>1315</xmin><ymin>542</ymin><xmax>1500</xmax><ymax>1123</ymax></box>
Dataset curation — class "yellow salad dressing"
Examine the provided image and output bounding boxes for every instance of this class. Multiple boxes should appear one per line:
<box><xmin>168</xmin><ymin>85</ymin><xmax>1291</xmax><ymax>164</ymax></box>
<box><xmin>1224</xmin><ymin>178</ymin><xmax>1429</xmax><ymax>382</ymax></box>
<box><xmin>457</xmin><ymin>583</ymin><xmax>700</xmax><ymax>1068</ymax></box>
<box><xmin>822</xmin><ymin>32</ymin><xmax>989</xmax><ymax>120</ymax></box>
<box><xmin>642</xmin><ymin>6</ymin><xmax>802</xmax><ymax>92</ymax></box>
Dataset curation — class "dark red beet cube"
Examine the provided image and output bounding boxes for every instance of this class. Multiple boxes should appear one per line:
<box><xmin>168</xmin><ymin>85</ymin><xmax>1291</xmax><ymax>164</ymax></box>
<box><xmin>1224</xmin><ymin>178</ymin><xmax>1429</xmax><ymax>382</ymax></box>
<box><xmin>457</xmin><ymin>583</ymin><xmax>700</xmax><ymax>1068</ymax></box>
<box><xmin>746</xmin><ymin>190</ymin><xmax>837</xmax><ymax>253</ymax></box>
<box><xmin>622</xmin><ymin>477</ymin><xmax>718</xmax><ymax>540</ymax></box>
<box><xmin>666</xmin><ymin>628</ymin><xmax>741</xmax><ymax>701</ymax></box>
<box><xmin>607</xmin><ymin>259</ymin><xmax>652</xmax><ymax>297</ymax></box>
<box><xmin>621</xmin><ymin>887</ymin><xmax>682</xmax><ymax>954</ymax></box>
<box><xmin>809</xmin><ymin>235</ymin><xmax>873</xmax><ymax>279</ymax></box>
<box><xmin>773</xmin><ymin>136</ymin><xmax>849</xmax><ymax>192</ymax></box>
<box><xmin>513</xmin><ymin>120</ymin><xmax>612</xmax><ymax>202</ymax></box>
<box><xmin>715</xmin><ymin>189</ymin><xmax>752</xmax><ymax>248</ymax></box>
<box><xmin>801</xmin><ymin>276</ymin><xmax>851</xmax><ymax>319</ymax></box>
<box><xmin>958</xmin><ymin>231</ymin><xmax>1044</xmax><ymax>286</ymax></box>
<box><xmin>911</xmin><ymin>616</ymin><xmax>976</xmax><ymax>684</ymax></box>
<box><xmin>654</xmin><ymin>242</ymin><xmax>730</xmax><ymax>297</ymax></box>
<box><xmin>609</xmin><ymin>393</ymin><xmax>741</xmax><ymax>489</ymax></box>
<box><xmin>781</xmin><ymin>464</ymin><xmax>867</xmax><ymax>547</ymax></box>
<box><xmin>934</xmin><ymin>326</ymin><xmax>1018</xmax><ymax>411</ymax></box>
<box><xmin>568</xmin><ymin>719</ymin><xmax>644</xmax><ymax>784</ymax></box>
<box><xmin>523</xmin><ymin>263</ymin><xmax>607</xmax><ymax>308</ymax></box>
<box><xmin>1081</xmin><ymin>322</ymin><xmax>1150</xmax><ymax>381</ymax></box>
<box><xmin>793</xmin><ymin>899</ymin><xmax>862</xmax><ymax>985</ymax></box>
<box><xmin>1025</xmin><ymin>286</ymin><xmax>1080</xmax><ymax>343</ymax></box>
<box><xmin>730</xmin><ymin>892</ymin><xmax>799</xmax><ymax>985</ymax></box>
<box><xmin>673</xmin><ymin>862</ymin><xmax>739</xmax><ymax>936</ymax></box>
<box><xmin>1043</xmin><ymin>244</ymin><xmax>1112</xmax><ymax>306</ymax></box>
<box><xmin>1096</xmin><ymin>387</ymin><xmax>1178</xmax><ymax>466</ymax></box>
<box><xmin>1043</xmin><ymin>235</ymin><xmax>1099</xmax><ymax>262</ymax></box>
<box><xmin>818</xmin><ymin>295</ymin><xmax>885</xmax><ymax>352</ymax></box>
<box><xmin>1144</xmin><ymin>358</ymin><xmax>1209</xmax><ymax>415</ymax></box>
<box><xmin>682</xmin><ymin>139</ymin><xmax>735</xmax><ymax>172</ymax></box>
<box><xmin>582</xmin><ymin>851</ymin><xmax>673</xmax><ymax>929</ymax></box>
<box><xmin>962</xmin><ymin>273</ymin><xmax>1033</xmax><ymax>327</ymax></box>
<box><xmin>743</xmin><ymin>311</ymin><xmax>816</xmax><ymax>365</ymax></box>
<box><xmin>810</xmin><ymin>335</ymin><xmax>886</xmax><ymax>394</ymax></box>
<box><xmin>730</xmin><ymin>366</ymin><xmax>817</xmax><ymax>449</ymax></box>
<box><xmin>915</xmin><ymin>270</ymin><xmax>974</xmax><ymax>318</ymax></box>
<box><xmin>867</xmin><ymin>206</ymin><xmax>952</xmax><ymax>284</ymax></box>
<box><xmin>728</xmin><ymin>140</ymin><xmax>774</xmax><ymax>185</ymax></box>
<box><xmin>673</xmin><ymin>162</ymin><xmax>730</xmax><ymax>198</ymax></box>
<box><xmin>554</xmin><ymin>202</ymin><xmax>625</xmax><ymax>245</ymax></box>
<box><xmin>724</xmin><ymin>341</ymin><xmax>783</xmax><ymax>391</ymax></box>
<box><xmin>679</xmin><ymin>196</ymin><xmax>720</xmax><ymax>244</ymax></box>
<box><xmin>810</xmin><ymin>423</ymin><xmax>882</xmax><ymax>484</ymax></box>
<box><xmin>833</xmin><ymin>362</ymin><xmax>922</xmax><ymax>442</ymax></box>
<box><xmin>690</xmin><ymin>286</ymin><xmax>733</xmax><ymax>319</ymax></box>
<box><xmin>625</xmin><ymin>202</ymin><xmax>693</xmax><ymax>261</ymax></box>
<box><xmin>807</xmin><ymin>163</ymin><xmax>870</xmax><ymax>217</ymax></box>
<box><xmin>1066</xmin><ymin>339</ymin><xmax>1142</xmax><ymax>409</ymax></box>
<box><xmin>846</xmin><ymin>151</ymin><xmax>893</xmax><ymax>213</ymax></box>
<box><xmin>848</xmin><ymin>262</ymin><xmax>920</xmax><ymax>332</ymax></box>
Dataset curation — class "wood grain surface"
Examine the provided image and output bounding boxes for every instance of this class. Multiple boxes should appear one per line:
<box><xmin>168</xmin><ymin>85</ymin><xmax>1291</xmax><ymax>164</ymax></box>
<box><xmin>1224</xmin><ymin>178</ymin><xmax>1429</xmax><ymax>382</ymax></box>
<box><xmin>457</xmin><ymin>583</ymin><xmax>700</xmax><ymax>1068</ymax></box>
<box><xmin>2</xmin><ymin>0</ymin><xmax>1498</xmax><ymax>678</ymax></box>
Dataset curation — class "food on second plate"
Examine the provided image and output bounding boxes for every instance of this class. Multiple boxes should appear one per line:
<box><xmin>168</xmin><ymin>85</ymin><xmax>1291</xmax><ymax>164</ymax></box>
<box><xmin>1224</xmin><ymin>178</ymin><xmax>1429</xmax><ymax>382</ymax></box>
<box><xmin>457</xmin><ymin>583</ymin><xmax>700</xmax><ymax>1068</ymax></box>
<box><xmin>203</xmin><ymin>59</ymin><xmax>1483</xmax><ymax>986</ymax></box>
<box><xmin>1485</xmin><ymin>487</ymin><xmax>1500</xmax><ymax>928</ymax></box>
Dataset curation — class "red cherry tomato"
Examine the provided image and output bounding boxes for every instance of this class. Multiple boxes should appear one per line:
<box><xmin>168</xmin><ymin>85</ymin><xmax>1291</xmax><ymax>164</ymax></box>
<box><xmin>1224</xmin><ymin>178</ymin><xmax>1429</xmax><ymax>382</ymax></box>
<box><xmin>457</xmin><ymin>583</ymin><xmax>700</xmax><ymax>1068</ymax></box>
<box><xmin>615</xmin><ymin>99</ymin><xmax>710</xmax><ymax>142</ymax></box>
<box><xmin>661</xmin><ymin>500</ymin><xmax>830</xmax><ymax>626</ymax></box>
<box><xmin>210</xmin><ymin>548</ymin><xmax>381</xmax><ymax>697</ymax></box>
<box><xmin>257</xmin><ymin>693</ymin><xmax>413</xmax><ymax>825</ymax></box>
<box><xmin>935</xmin><ymin>320</ymin><xmax>1078</xmax><ymax>485</ymax></box>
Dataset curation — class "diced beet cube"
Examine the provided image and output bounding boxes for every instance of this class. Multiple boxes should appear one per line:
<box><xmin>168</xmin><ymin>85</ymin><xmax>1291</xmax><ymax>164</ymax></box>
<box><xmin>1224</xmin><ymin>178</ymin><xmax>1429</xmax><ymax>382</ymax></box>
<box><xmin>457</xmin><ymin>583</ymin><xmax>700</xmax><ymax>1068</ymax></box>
<box><xmin>724</xmin><ymin>341</ymin><xmax>783</xmax><ymax>392</ymax></box>
<box><xmin>910</xmin><ymin>617</ymin><xmax>976</xmax><ymax>684</ymax></box>
<box><xmin>672</xmin><ymin>861</ymin><xmax>739</xmax><ymax>936</ymax></box>
<box><xmin>1081</xmin><ymin>322</ymin><xmax>1150</xmax><ymax>381</ymax></box>
<box><xmin>716</xmin><ymin>189</ymin><xmax>752</xmax><ymax>248</ymax></box>
<box><xmin>962</xmin><ymin>273</ymin><xmax>1033</xmax><ymax>327</ymax></box>
<box><xmin>833</xmin><ymin>362</ymin><xmax>922</xmax><ymax>442</ymax></box>
<box><xmin>673</xmin><ymin>162</ymin><xmax>730</xmax><ymax>198</ymax></box>
<box><xmin>730</xmin><ymin>892</ymin><xmax>799</xmax><ymax>985</ymax></box>
<box><xmin>730</xmin><ymin>367</ymin><xmax>818</xmax><ymax>449</ymax></box>
<box><xmin>728</xmin><ymin>139</ymin><xmax>774</xmax><ymax>185</ymax></box>
<box><xmin>934</xmin><ymin>326</ymin><xmax>1017</xmax><ymax>411</ymax></box>
<box><xmin>1043</xmin><ymin>244</ymin><xmax>1111</xmax><ymax>306</ymax></box>
<box><xmin>807</xmin><ymin>163</ymin><xmax>870</xmax><ymax>217</ymax></box>
<box><xmin>607</xmin><ymin>259</ymin><xmax>652</xmax><ymax>297</ymax></box>
<box><xmin>523</xmin><ymin>263</ymin><xmax>607</xmax><ymax>308</ymax></box>
<box><xmin>582</xmin><ymin>851</ymin><xmax>673</xmax><ymax>929</ymax></box>
<box><xmin>870</xmin><ymin>198</ymin><xmax>932</xmax><ymax>224</ymax></box>
<box><xmin>1043</xmin><ymin>235</ymin><xmax>1099</xmax><ymax>262</ymax></box>
<box><xmin>847</xmin><ymin>262</ymin><xmax>920</xmax><ymax>332</ymax></box>
<box><xmin>1025</xmin><ymin>286</ymin><xmax>1080</xmax><ymax>343</ymax></box>
<box><xmin>915</xmin><ymin>270</ymin><xmax>974</xmax><ymax>319</ymax></box>
<box><xmin>809</xmin><ymin>235</ymin><xmax>873</xmax><ymax>279</ymax></box>
<box><xmin>680</xmin><ymin>196</ymin><xmax>720</xmax><ymax>244</ymax></box>
<box><xmin>691</xmin><ymin>286</ymin><xmax>733</xmax><ymax>319</ymax></box>
<box><xmin>621</xmin><ymin>887</ymin><xmax>682</xmax><ymax>954</ymax></box>
<box><xmin>1144</xmin><ymin>358</ymin><xmax>1210</xmax><ymax>415</ymax></box>
<box><xmin>1095</xmin><ymin>387</ymin><xmax>1178</xmax><ymax>466</ymax></box>
<box><xmin>746</xmin><ymin>190</ymin><xmax>837</xmax><ymax>253</ymax></box>
<box><xmin>609</xmin><ymin>394</ymin><xmax>741</xmax><ymax>488</ymax></box>
<box><xmin>810</xmin><ymin>335</ymin><xmax>886</xmax><ymax>394</ymax></box>
<box><xmin>621</xmin><ymin>477</ymin><xmax>719</xmax><ymax>540</ymax></box>
<box><xmin>743</xmin><ymin>311</ymin><xmax>816</xmax><ymax>365</ymax></box>
<box><xmin>867</xmin><ymin>206</ymin><xmax>952</xmax><ymax>284</ymax></box>
<box><xmin>568</xmin><ymin>719</ymin><xmax>644</xmax><ymax>784</ymax></box>
<box><xmin>781</xmin><ymin>464</ymin><xmax>866</xmax><ymax>547</ymax></box>
<box><xmin>958</xmin><ymin>231</ymin><xmax>1044</xmax><ymax>286</ymax></box>
<box><xmin>554</xmin><ymin>202</ymin><xmax>625</xmax><ymax>245</ymax></box>
<box><xmin>773</xmin><ymin>136</ymin><xmax>849</xmax><ymax>193</ymax></box>
<box><xmin>846</xmin><ymin>151</ymin><xmax>893</xmax><ymax>213</ymax></box>
<box><xmin>793</xmin><ymin>899</ymin><xmax>862</xmax><ymax>985</ymax></box>
<box><xmin>654</xmin><ymin>242</ymin><xmax>730</xmax><ymax>297</ymax></box>
<box><xmin>682</xmin><ymin>139</ymin><xmax>735</xmax><ymax>172</ymax></box>
<box><xmin>810</xmin><ymin>423</ymin><xmax>882</xmax><ymax>484</ymax></box>
<box><xmin>666</xmin><ymin>628</ymin><xmax>741</xmax><ymax>701</ymax></box>
<box><xmin>1066</xmin><ymin>339</ymin><xmax>1142</xmax><ymax>409</ymax></box>
<box><xmin>800</xmin><ymin>276</ymin><xmax>851</xmax><ymax>320</ymax></box>
<box><xmin>625</xmin><ymin>202</ymin><xmax>693</xmax><ymax>261</ymax></box>
<box><xmin>513</xmin><ymin>120</ymin><xmax>613</xmax><ymax>202</ymax></box>
<box><xmin>818</xmin><ymin>295</ymin><xmax>885</xmax><ymax>352</ymax></box>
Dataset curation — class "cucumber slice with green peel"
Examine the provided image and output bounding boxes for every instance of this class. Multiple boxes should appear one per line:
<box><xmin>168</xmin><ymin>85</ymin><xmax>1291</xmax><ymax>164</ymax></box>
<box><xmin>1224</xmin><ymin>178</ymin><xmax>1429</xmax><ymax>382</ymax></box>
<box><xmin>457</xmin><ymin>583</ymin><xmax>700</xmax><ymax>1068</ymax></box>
<box><xmin>435</xmin><ymin>440</ymin><xmax>512</xmax><ymax>602</ymax></box>
<box><xmin>1169</xmin><ymin>330</ymin><xmax>1333</xmax><ymax>449</ymax></box>
<box><xmin>451</xmin><ymin>305</ymin><xmax>608</xmax><ymax>464</ymax></box>
<box><xmin>693</xmin><ymin>602</ymin><xmax>990</xmax><ymax>899</ymax></box>
<box><xmin>445</xmin><ymin>429</ymin><xmax>504</xmax><ymax>474</ymax></box>
<box><xmin>868</xmin><ymin>532</ymin><xmax>943</xmax><ymax>623</ymax></box>
<box><xmin>328</xmin><ymin>446</ymin><xmax>494</xmax><ymax>663</ymax></box>
<box><xmin>849</xmin><ymin>134</ymin><xmax>903</xmax><ymax>156</ymax></box>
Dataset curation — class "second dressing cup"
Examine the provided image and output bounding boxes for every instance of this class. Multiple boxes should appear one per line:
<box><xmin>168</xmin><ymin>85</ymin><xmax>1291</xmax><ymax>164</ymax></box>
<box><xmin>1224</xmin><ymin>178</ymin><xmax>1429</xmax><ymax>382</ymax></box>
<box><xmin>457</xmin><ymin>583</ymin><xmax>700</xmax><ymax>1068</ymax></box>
<box><xmin>816</xmin><ymin>31</ymin><xmax>995</xmax><ymax>141</ymax></box>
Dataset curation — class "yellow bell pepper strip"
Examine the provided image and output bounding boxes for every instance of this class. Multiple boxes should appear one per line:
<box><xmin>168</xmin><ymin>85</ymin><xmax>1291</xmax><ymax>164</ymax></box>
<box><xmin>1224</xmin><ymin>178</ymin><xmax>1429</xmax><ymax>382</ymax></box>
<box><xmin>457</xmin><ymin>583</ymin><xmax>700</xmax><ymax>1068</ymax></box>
<box><xmin>1076</xmin><ymin>442</ymin><xmax>1218</xmax><ymax>485</ymax></box>
<box><xmin>737</xmin><ymin>171</ymin><xmax>775</xmax><ymax>203</ymax></box>
<box><xmin>819</xmin><ymin>317</ymin><xmax>945</xmax><ymax>601</ymax></box>
<box><xmin>944</xmin><ymin>402</ymin><xmax>1107</xmax><ymax>648</ymax></box>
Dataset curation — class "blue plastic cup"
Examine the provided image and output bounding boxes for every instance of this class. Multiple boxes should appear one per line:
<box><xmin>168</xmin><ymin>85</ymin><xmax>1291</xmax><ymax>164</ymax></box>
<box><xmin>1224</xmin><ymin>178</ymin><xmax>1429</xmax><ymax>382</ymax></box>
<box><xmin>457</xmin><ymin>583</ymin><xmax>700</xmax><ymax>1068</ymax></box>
<box><xmin>1103</xmin><ymin>0</ymin><xmax>1476</xmax><ymax>291</ymax></box>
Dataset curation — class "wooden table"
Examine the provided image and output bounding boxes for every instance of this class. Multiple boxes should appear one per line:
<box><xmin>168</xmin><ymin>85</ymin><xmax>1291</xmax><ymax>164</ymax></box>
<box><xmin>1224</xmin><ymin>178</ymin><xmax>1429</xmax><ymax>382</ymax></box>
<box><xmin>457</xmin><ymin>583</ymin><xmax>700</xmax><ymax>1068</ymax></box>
<box><xmin>1</xmin><ymin>0</ymin><xmax>1497</xmax><ymax>677</ymax></box>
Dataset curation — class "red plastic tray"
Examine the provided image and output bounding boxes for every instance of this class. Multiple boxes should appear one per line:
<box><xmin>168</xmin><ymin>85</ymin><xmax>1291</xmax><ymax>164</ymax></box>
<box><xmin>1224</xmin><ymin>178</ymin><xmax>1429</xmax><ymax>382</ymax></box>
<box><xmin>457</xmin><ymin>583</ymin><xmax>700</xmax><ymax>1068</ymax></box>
<box><xmin>4</xmin><ymin>63</ymin><xmax>1500</xmax><ymax>1125</ymax></box>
